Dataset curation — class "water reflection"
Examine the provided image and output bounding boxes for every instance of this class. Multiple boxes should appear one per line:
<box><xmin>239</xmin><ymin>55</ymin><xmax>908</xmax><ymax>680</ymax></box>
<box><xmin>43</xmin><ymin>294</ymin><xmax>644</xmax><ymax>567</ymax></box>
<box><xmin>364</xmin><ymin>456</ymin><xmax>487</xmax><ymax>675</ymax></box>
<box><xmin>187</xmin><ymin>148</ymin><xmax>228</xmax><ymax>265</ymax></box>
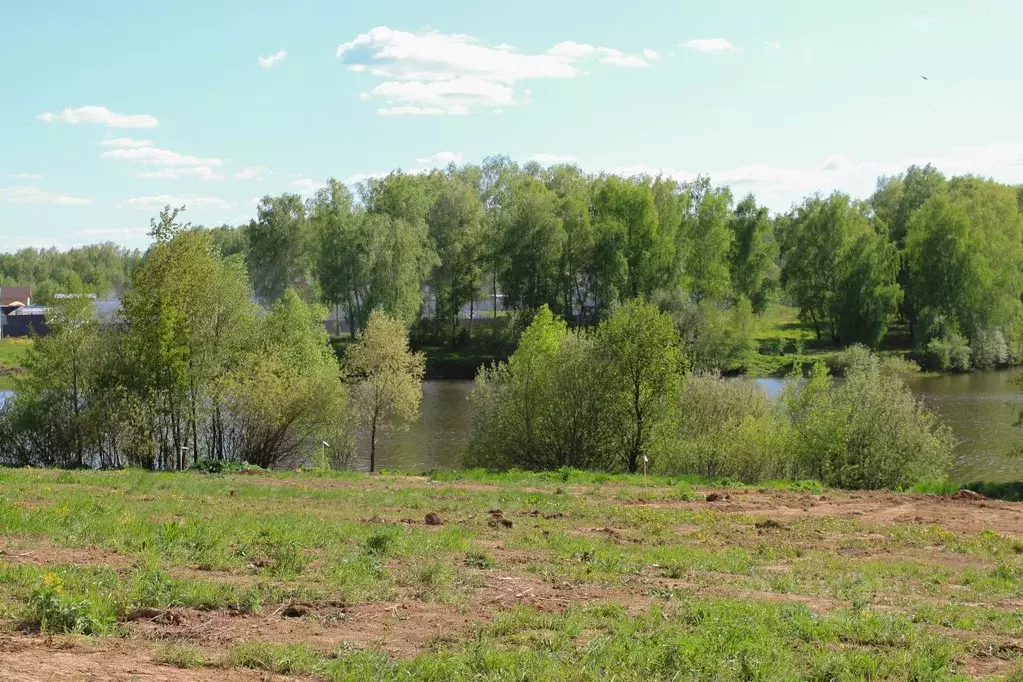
<box><xmin>6</xmin><ymin>371</ymin><xmax>1023</xmax><ymax>483</ymax></box>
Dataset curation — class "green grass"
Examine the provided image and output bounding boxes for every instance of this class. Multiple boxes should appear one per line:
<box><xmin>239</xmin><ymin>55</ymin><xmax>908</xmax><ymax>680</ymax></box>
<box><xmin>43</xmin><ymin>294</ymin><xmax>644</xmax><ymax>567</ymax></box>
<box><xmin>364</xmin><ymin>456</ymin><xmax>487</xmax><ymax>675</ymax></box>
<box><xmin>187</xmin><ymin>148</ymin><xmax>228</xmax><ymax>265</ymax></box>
<box><xmin>0</xmin><ymin>337</ymin><xmax>31</xmax><ymax>389</ymax></box>
<box><xmin>0</xmin><ymin>467</ymin><xmax>1019</xmax><ymax>679</ymax></box>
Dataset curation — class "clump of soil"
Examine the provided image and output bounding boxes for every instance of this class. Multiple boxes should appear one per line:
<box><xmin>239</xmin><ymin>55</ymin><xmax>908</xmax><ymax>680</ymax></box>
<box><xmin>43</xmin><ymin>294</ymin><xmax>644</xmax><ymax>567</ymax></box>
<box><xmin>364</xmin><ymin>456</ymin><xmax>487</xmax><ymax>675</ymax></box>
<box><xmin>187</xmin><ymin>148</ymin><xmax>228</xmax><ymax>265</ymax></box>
<box><xmin>951</xmin><ymin>489</ymin><xmax>987</xmax><ymax>502</ymax></box>
<box><xmin>487</xmin><ymin>510</ymin><xmax>513</xmax><ymax>528</ymax></box>
<box><xmin>706</xmin><ymin>493</ymin><xmax>731</xmax><ymax>503</ymax></box>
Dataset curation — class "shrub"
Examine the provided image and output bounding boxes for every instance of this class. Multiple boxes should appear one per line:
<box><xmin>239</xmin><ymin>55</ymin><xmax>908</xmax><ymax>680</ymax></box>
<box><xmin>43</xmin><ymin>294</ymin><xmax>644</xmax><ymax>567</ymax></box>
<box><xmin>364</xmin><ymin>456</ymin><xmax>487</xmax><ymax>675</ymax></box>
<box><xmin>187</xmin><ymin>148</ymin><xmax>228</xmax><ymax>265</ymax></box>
<box><xmin>971</xmin><ymin>328</ymin><xmax>1009</xmax><ymax>369</ymax></box>
<box><xmin>19</xmin><ymin>573</ymin><xmax>110</xmax><ymax>635</ymax></box>
<box><xmin>922</xmin><ymin>330</ymin><xmax>971</xmax><ymax>372</ymax></box>
<box><xmin>785</xmin><ymin>357</ymin><xmax>953</xmax><ymax>489</ymax></box>
<box><xmin>660</xmin><ymin>374</ymin><xmax>794</xmax><ymax>482</ymax></box>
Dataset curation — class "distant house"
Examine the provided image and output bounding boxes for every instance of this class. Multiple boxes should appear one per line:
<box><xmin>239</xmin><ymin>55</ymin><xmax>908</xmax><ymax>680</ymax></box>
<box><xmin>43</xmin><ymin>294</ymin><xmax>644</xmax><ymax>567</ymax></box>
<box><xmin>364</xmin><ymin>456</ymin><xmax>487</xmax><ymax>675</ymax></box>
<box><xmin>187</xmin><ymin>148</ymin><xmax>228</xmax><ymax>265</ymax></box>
<box><xmin>1</xmin><ymin>305</ymin><xmax>48</xmax><ymax>338</ymax></box>
<box><xmin>0</xmin><ymin>287</ymin><xmax>31</xmax><ymax>307</ymax></box>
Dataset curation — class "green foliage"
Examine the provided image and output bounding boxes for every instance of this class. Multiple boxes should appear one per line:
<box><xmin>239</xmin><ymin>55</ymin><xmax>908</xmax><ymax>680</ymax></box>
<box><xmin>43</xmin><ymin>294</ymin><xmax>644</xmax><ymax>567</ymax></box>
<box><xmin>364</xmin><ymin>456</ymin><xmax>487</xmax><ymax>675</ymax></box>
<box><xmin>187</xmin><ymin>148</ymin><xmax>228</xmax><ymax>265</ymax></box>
<box><xmin>923</xmin><ymin>329</ymin><xmax>972</xmax><ymax>372</ymax></box>
<box><xmin>780</xmin><ymin>193</ymin><xmax>900</xmax><ymax>346</ymax></box>
<box><xmin>468</xmin><ymin>301</ymin><xmax>685</xmax><ymax>474</ymax></box>
<box><xmin>661</xmin><ymin>373</ymin><xmax>794</xmax><ymax>482</ymax></box>
<box><xmin>347</xmin><ymin>309</ymin><xmax>426</xmax><ymax>471</ymax></box>
<box><xmin>785</xmin><ymin>356</ymin><xmax>954</xmax><ymax>489</ymax></box>
<box><xmin>0</xmin><ymin>209</ymin><xmax>353</xmax><ymax>472</ymax></box>
<box><xmin>0</xmin><ymin>243</ymin><xmax>140</xmax><ymax>304</ymax></box>
<box><xmin>19</xmin><ymin>572</ymin><xmax>110</xmax><ymax>635</ymax></box>
<box><xmin>729</xmin><ymin>194</ymin><xmax>779</xmax><ymax>313</ymax></box>
<box><xmin>247</xmin><ymin>194</ymin><xmax>312</xmax><ymax>304</ymax></box>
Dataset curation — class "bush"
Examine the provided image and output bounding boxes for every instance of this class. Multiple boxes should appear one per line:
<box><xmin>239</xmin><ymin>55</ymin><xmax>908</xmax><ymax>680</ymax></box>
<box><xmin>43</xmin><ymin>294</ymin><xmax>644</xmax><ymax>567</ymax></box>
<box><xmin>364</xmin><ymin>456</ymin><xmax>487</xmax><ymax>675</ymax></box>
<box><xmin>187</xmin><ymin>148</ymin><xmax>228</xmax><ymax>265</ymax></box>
<box><xmin>785</xmin><ymin>357</ymin><xmax>953</xmax><ymax>489</ymax></box>
<box><xmin>971</xmin><ymin>328</ymin><xmax>1009</xmax><ymax>369</ymax></box>
<box><xmin>659</xmin><ymin>374</ymin><xmax>794</xmax><ymax>483</ymax></box>
<box><xmin>923</xmin><ymin>331</ymin><xmax>971</xmax><ymax>371</ymax></box>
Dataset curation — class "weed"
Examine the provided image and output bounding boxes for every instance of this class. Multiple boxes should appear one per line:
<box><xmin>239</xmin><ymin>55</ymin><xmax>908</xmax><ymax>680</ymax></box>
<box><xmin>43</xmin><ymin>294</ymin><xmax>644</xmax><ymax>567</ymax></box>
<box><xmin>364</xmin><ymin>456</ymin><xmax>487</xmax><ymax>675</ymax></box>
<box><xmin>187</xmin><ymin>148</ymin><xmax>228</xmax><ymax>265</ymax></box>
<box><xmin>154</xmin><ymin>643</ymin><xmax>207</xmax><ymax>669</ymax></box>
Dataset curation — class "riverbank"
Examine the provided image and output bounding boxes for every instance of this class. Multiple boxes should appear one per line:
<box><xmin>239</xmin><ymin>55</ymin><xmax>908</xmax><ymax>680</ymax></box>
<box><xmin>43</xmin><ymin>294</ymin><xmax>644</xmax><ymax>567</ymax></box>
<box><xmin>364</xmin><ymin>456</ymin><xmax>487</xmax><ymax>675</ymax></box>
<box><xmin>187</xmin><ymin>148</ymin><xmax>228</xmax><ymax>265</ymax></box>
<box><xmin>1</xmin><ymin>468</ymin><xmax>1022</xmax><ymax>679</ymax></box>
<box><xmin>0</xmin><ymin>338</ymin><xmax>30</xmax><ymax>390</ymax></box>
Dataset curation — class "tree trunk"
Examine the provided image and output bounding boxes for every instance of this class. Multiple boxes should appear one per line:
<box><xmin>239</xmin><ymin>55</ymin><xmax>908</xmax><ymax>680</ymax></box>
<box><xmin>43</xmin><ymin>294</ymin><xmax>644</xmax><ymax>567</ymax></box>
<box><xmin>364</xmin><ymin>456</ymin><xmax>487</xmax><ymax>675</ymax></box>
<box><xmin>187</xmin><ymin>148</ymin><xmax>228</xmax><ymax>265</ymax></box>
<box><xmin>369</xmin><ymin>411</ymin><xmax>377</xmax><ymax>473</ymax></box>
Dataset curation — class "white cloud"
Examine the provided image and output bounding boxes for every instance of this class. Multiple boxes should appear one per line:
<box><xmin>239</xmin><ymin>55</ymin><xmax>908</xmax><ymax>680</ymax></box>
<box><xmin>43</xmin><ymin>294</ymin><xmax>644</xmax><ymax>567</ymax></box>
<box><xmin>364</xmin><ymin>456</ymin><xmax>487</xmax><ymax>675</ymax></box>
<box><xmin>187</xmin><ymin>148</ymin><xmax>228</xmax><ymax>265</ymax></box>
<box><xmin>73</xmin><ymin>227</ymin><xmax>149</xmax><ymax>239</ymax></box>
<box><xmin>416</xmin><ymin>151</ymin><xmax>464</xmax><ymax>165</ymax></box>
<box><xmin>1</xmin><ymin>186</ymin><xmax>92</xmax><ymax>206</ymax></box>
<box><xmin>258</xmin><ymin>49</ymin><xmax>288</xmax><ymax>68</ymax></box>
<box><xmin>532</xmin><ymin>153</ymin><xmax>577</xmax><ymax>165</ymax></box>
<box><xmin>13</xmin><ymin>172</ymin><xmax>44</xmax><ymax>181</ymax></box>
<box><xmin>101</xmin><ymin>146</ymin><xmax>221</xmax><ymax>167</ymax></box>
<box><xmin>37</xmin><ymin>105</ymin><xmax>159</xmax><ymax>128</ymax></box>
<box><xmin>606</xmin><ymin>143</ymin><xmax>1023</xmax><ymax>212</ymax></box>
<box><xmin>100</xmin><ymin>137</ymin><xmax>154</xmax><ymax>148</ymax></box>
<box><xmin>234</xmin><ymin>166</ymin><xmax>268</xmax><ymax>180</ymax></box>
<box><xmin>642</xmin><ymin>49</ymin><xmax>661</xmax><ymax>62</ymax></box>
<box><xmin>101</xmin><ymin>142</ymin><xmax>224</xmax><ymax>180</ymax></box>
<box><xmin>682</xmin><ymin>38</ymin><xmax>742</xmax><ymax>55</ymax></box>
<box><xmin>289</xmin><ymin>177</ymin><xmax>326</xmax><ymax>194</ymax></box>
<box><xmin>337</xmin><ymin>26</ymin><xmax>654</xmax><ymax>114</ymax></box>
<box><xmin>138</xmin><ymin>166</ymin><xmax>225</xmax><ymax>180</ymax></box>
<box><xmin>117</xmin><ymin>195</ymin><xmax>234</xmax><ymax>210</ymax></box>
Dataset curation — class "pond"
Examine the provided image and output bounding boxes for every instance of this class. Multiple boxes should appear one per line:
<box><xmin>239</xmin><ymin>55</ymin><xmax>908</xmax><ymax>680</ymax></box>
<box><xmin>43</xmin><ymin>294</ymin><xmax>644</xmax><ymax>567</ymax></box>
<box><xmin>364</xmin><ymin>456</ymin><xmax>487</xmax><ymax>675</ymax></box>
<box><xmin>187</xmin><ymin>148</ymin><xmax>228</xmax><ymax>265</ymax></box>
<box><xmin>4</xmin><ymin>372</ymin><xmax>1023</xmax><ymax>482</ymax></box>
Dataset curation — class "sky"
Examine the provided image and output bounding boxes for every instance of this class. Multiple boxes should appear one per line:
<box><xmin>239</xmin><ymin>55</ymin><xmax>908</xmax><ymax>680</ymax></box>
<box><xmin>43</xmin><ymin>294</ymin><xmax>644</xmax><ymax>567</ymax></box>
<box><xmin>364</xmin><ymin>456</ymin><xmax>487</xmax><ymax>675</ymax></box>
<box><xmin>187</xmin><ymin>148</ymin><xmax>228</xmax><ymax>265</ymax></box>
<box><xmin>1</xmin><ymin>0</ymin><xmax>1021</xmax><ymax>250</ymax></box>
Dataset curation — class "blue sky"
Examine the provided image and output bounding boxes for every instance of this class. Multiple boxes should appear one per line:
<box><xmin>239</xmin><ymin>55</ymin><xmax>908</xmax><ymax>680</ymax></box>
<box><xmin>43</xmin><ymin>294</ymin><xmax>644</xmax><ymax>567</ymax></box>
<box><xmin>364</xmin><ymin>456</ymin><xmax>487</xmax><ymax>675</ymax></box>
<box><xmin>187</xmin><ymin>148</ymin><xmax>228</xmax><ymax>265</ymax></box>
<box><xmin>1</xmin><ymin>0</ymin><xmax>1021</xmax><ymax>250</ymax></box>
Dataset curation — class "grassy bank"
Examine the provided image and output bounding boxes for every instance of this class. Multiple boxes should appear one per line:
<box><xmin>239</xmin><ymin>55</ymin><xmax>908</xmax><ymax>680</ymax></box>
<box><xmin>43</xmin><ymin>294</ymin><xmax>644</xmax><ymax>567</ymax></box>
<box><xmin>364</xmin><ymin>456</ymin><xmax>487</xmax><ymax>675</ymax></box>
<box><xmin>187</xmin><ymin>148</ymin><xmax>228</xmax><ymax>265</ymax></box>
<box><xmin>0</xmin><ymin>338</ymin><xmax>30</xmax><ymax>390</ymax></box>
<box><xmin>1</xmin><ymin>468</ymin><xmax>1022</xmax><ymax>679</ymax></box>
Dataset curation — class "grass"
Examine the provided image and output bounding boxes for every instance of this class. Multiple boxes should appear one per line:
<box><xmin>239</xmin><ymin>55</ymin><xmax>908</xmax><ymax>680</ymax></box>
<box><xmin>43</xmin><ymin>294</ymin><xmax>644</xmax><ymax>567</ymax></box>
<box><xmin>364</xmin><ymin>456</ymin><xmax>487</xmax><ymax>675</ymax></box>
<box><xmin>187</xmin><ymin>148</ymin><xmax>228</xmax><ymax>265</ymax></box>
<box><xmin>0</xmin><ymin>337</ymin><xmax>31</xmax><ymax>390</ymax></box>
<box><xmin>0</xmin><ymin>467</ymin><xmax>1020</xmax><ymax>679</ymax></box>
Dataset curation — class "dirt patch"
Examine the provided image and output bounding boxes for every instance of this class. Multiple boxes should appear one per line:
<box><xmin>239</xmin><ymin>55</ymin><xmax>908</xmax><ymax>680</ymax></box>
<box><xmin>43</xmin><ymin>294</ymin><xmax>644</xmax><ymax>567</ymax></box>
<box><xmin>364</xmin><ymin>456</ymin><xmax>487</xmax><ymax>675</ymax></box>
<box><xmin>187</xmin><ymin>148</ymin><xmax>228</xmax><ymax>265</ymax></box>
<box><xmin>0</xmin><ymin>636</ymin><xmax>266</xmax><ymax>682</ymax></box>
<box><xmin>0</xmin><ymin>541</ymin><xmax>135</xmax><ymax>572</ymax></box>
<box><xmin>630</xmin><ymin>489</ymin><xmax>1023</xmax><ymax>536</ymax></box>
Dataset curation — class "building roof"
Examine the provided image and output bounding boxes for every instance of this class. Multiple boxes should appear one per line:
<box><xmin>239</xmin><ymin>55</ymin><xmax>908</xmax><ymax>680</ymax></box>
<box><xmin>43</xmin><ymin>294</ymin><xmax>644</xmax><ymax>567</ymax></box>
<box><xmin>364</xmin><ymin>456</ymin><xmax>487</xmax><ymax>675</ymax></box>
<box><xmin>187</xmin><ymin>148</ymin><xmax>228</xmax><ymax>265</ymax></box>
<box><xmin>0</xmin><ymin>287</ymin><xmax>31</xmax><ymax>306</ymax></box>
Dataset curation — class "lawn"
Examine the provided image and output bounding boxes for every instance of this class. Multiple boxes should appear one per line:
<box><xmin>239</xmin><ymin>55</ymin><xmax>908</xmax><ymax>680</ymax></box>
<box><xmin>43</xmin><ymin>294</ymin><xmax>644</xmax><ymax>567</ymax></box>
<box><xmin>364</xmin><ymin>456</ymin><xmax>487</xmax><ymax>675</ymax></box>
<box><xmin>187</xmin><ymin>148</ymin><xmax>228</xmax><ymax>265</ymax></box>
<box><xmin>0</xmin><ymin>337</ymin><xmax>31</xmax><ymax>390</ymax></box>
<box><xmin>0</xmin><ymin>468</ymin><xmax>1021</xmax><ymax>679</ymax></box>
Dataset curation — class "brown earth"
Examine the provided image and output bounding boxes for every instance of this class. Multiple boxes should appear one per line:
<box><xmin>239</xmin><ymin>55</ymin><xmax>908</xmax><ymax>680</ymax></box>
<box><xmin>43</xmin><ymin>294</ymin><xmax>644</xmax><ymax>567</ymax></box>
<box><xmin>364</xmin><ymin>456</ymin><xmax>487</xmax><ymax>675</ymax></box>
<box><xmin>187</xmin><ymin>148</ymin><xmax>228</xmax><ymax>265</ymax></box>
<box><xmin>1</xmin><ymin>484</ymin><xmax>1021</xmax><ymax>679</ymax></box>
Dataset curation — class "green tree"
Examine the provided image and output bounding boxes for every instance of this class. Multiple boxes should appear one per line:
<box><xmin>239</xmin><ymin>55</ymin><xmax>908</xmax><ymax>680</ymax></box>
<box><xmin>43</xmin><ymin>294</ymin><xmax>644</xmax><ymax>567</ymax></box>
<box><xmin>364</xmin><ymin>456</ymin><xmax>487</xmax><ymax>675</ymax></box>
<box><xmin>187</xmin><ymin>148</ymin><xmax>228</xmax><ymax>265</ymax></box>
<box><xmin>832</xmin><ymin>231</ymin><xmax>903</xmax><ymax>347</ymax></box>
<box><xmin>500</xmin><ymin>178</ymin><xmax>565</xmax><ymax>312</ymax></box>
<box><xmin>592</xmin><ymin>177</ymin><xmax>669</xmax><ymax>301</ymax></box>
<box><xmin>247</xmin><ymin>194</ymin><xmax>312</xmax><ymax>304</ymax></box>
<box><xmin>780</xmin><ymin>193</ymin><xmax>895</xmax><ymax>343</ymax></box>
<box><xmin>311</xmin><ymin>180</ymin><xmax>376</xmax><ymax>337</ymax></box>
<box><xmin>229</xmin><ymin>290</ymin><xmax>351</xmax><ymax>468</ymax></box>
<box><xmin>728</xmin><ymin>194</ymin><xmax>778</xmax><ymax>313</ymax></box>
<box><xmin>346</xmin><ymin>309</ymin><xmax>426</xmax><ymax>472</ymax></box>
<box><xmin>597</xmin><ymin>299</ymin><xmax>686</xmax><ymax>472</ymax></box>
<box><xmin>427</xmin><ymin>178</ymin><xmax>485</xmax><ymax>335</ymax></box>
<box><xmin>685</xmin><ymin>185</ymin><xmax>733</xmax><ymax>304</ymax></box>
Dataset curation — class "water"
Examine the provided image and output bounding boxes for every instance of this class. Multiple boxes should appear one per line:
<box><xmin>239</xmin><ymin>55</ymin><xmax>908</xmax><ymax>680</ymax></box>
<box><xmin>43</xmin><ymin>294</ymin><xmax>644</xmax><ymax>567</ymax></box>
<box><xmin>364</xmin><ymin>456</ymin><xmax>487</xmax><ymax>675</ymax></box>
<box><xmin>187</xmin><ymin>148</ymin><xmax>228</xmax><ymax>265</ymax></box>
<box><xmin>372</xmin><ymin>373</ymin><xmax>1023</xmax><ymax>483</ymax></box>
<box><xmin>6</xmin><ymin>373</ymin><xmax>1023</xmax><ymax>483</ymax></box>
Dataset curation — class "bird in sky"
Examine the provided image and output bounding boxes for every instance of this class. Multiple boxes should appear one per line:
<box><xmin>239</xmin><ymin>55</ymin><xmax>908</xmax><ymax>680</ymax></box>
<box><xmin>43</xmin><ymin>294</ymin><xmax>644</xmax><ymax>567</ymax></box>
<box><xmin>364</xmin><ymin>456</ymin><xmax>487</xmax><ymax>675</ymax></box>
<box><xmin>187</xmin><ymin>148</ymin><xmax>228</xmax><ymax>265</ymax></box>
<box><xmin>921</xmin><ymin>75</ymin><xmax>929</xmax><ymax>81</ymax></box>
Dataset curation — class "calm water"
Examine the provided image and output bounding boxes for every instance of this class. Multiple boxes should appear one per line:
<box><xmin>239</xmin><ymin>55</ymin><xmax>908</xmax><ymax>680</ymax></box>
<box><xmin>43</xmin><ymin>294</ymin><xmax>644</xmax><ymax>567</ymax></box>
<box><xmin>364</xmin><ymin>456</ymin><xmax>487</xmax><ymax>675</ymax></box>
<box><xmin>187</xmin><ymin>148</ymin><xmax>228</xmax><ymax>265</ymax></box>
<box><xmin>5</xmin><ymin>372</ymin><xmax>1023</xmax><ymax>482</ymax></box>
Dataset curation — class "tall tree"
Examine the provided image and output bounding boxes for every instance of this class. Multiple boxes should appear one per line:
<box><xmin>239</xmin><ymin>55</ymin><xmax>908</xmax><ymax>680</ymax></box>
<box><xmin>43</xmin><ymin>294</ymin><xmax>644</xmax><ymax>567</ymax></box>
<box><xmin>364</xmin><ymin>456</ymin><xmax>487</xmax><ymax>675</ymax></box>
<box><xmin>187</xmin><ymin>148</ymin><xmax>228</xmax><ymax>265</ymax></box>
<box><xmin>311</xmin><ymin>180</ymin><xmax>376</xmax><ymax>337</ymax></box>
<box><xmin>500</xmin><ymin>177</ymin><xmax>565</xmax><ymax>312</ymax></box>
<box><xmin>728</xmin><ymin>194</ymin><xmax>778</xmax><ymax>313</ymax></box>
<box><xmin>346</xmin><ymin>309</ymin><xmax>426</xmax><ymax>472</ymax></box>
<box><xmin>592</xmin><ymin>177</ymin><xmax>669</xmax><ymax>302</ymax></box>
<box><xmin>247</xmin><ymin>194</ymin><xmax>311</xmax><ymax>304</ymax></box>
<box><xmin>597</xmin><ymin>299</ymin><xmax>686</xmax><ymax>473</ymax></box>
<box><xmin>427</xmin><ymin>178</ymin><xmax>485</xmax><ymax>335</ymax></box>
<box><xmin>685</xmin><ymin>184</ymin><xmax>734</xmax><ymax>304</ymax></box>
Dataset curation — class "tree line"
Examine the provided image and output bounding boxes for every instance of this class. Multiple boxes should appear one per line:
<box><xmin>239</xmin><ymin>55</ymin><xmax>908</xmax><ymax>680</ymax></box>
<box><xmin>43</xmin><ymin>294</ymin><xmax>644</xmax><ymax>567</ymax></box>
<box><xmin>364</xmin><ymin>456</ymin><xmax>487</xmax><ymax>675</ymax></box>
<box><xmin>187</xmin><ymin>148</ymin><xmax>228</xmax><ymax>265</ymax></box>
<box><xmin>5</xmin><ymin>159</ymin><xmax>1021</xmax><ymax>373</ymax></box>
<box><xmin>215</xmin><ymin>159</ymin><xmax>1023</xmax><ymax>372</ymax></box>
<box><xmin>0</xmin><ymin>208</ymin><xmax>424</xmax><ymax>472</ymax></box>
<box><xmin>0</xmin><ymin>244</ymin><xmax>141</xmax><ymax>304</ymax></box>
